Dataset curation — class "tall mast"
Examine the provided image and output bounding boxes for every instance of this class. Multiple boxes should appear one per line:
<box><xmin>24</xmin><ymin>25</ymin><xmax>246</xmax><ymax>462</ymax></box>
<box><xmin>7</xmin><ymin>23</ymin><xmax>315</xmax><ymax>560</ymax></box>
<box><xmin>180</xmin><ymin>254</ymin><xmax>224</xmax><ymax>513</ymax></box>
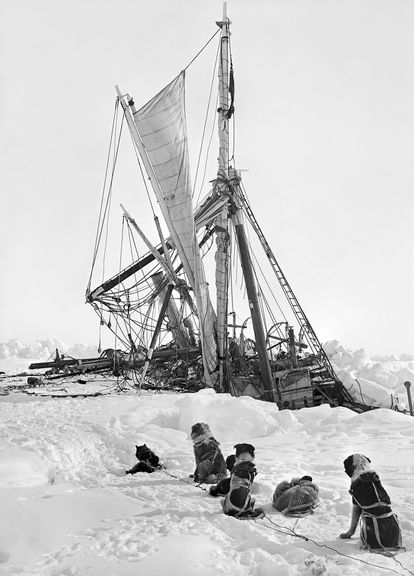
<box><xmin>215</xmin><ymin>2</ymin><xmax>231</xmax><ymax>391</ymax></box>
<box><xmin>217</xmin><ymin>2</ymin><xmax>230</xmax><ymax>179</ymax></box>
<box><xmin>216</xmin><ymin>5</ymin><xmax>275</xmax><ymax>401</ymax></box>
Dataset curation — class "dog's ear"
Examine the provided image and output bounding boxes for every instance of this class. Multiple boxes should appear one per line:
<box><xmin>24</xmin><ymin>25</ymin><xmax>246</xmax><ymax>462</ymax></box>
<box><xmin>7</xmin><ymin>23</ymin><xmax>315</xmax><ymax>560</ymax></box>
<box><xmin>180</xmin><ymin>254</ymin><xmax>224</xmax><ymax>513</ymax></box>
<box><xmin>234</xmin><ymin>443</ymin><xmax>255</xmax><ymax>458</ymax></box>
<box><xmin>343</xmin><ymin>455</ymin><xmax>354</xmax><ymax>477</ymax></box>
<box><xmin>363</xmin><ymin>455</ymin><xmax>371</xmax><ymax>463</ymax></box>
<box><xmin>226</xmin><ymin>454</ymin><xmax>236</xmax><ymax>472</ymax></box>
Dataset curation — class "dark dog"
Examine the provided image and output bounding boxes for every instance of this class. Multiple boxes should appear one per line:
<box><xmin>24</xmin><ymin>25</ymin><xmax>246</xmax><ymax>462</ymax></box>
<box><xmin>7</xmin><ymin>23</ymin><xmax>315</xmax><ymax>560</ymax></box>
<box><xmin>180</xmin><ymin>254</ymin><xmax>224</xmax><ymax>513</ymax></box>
<box><xmin>125</xmin><ymin>444</ymin><xmax>162</xmax><ymax>474</ymax></box>
<box><xmin>190</xmin><ymin>423</ymin><xmax>227</xmax><ymax>484</ymax></box>
<box><xmin>209</xmin><ymin>453</ymin><xmax>237</xmax><ymax>497</ymax></box>
<box><xmin>221</xmin><ymin>443</ymin><xmax>262</xmax><ymax>518</ymax></box>
<box><xmin>339</xmin><ymin>454</ymin><xmax>403</xmax><ymax>553</ymax></box>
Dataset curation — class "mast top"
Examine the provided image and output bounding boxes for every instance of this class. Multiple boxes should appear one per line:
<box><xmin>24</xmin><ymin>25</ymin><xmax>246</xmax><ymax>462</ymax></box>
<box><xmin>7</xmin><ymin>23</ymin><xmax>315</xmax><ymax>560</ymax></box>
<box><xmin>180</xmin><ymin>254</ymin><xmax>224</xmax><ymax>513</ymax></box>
<box><xmin>216</xmin><ymin>2</ymin><xmax>229</xmax><ymax>29</ymax></box>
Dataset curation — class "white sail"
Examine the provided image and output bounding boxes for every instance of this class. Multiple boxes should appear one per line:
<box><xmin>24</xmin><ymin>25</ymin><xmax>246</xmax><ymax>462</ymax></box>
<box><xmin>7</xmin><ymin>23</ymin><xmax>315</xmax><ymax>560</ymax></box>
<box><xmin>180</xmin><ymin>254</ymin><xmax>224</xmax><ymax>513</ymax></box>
<box><xmin>132</xmin><ymin>72</ymin><xmax>217</xmax><ymax>379</ymax></box>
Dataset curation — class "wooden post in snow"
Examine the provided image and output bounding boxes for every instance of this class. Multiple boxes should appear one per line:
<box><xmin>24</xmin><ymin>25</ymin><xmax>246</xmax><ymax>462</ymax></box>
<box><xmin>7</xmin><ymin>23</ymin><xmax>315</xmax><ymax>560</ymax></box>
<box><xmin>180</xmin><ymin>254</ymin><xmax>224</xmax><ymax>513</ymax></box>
<box><xmin>404</xmin><ymin>381</ymin><xmax>413</xmax><ymax>416</ymax></box>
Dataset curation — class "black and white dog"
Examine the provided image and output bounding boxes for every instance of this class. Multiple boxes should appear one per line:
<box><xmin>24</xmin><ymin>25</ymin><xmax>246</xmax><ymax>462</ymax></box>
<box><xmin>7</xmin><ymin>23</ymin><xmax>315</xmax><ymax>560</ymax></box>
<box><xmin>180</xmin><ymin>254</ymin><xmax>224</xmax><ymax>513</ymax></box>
<box><xmin>221</xmin><ymin>443</ymin><xmax>262</xmax><ymax>519</ymax></box>
<box><xmin>209</xmin><ymin>453</ymin><xmax>237</xmax><ymax>497</ymax></box>
<box><xmin>339</xmin><ymin>454</ymin><xmax>403</xmax><ymax>553</ymax></box>
<box><xmin>190</xmin><ymin>423</ymin><xmax>227</xmax><ymax>484</ymax></box>
<box><xmin>125</xmin><ymin>444</ymin><xmax>162</xmax><ymax>475</ymax></box>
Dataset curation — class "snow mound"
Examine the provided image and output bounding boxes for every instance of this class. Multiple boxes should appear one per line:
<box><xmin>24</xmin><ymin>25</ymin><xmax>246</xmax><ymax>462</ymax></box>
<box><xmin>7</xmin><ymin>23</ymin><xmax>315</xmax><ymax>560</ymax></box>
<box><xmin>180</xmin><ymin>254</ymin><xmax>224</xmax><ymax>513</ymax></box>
<box><xmin>324</xmin><ymin>340</ymin><xmax>414</xmax><ymax>408</ymax></box>
<box><xmin>176</xmin><ymin>389</ymin><xmax>285</xmax><ymax>440</ymax></box>
<box><xmin>0</xmin><ymin>443</ymin><xmax>53</xmax><ymax>487</ymax></box>
<box><xmin>123</xmin><ymin>389</ymin><xmax>294</xmax><ymax>443</ymax></box>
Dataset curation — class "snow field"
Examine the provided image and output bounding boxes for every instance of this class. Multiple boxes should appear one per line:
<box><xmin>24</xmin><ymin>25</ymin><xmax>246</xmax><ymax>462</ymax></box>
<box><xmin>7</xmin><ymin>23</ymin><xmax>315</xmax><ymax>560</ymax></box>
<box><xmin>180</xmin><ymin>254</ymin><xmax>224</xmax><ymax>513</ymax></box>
<box><xmin>0</xmin><ymin>389</ymin><xmax>413</xmax><ymax>575</ymax></box>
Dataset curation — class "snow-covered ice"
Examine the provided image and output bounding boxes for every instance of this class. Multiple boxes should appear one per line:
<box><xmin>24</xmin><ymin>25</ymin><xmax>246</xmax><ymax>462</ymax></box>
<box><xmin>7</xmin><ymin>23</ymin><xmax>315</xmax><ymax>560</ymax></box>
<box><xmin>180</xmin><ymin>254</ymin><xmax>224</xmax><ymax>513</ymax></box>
<box><xmin>0</xmin><ymin>345</ymin><xmax>413</xmax><ymax>575</ymax></box>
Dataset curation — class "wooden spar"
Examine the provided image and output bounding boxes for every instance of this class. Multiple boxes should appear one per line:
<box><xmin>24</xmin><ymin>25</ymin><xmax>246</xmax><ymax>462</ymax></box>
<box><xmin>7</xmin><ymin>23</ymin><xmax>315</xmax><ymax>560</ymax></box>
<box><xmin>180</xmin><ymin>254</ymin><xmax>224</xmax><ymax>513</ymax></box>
<box><xmin>139</xmin><ymin>283</ymin><xmax>175</xmax><ymax>389</ymax></box>
<box><xmin>88</xmin><ymin>227</ymin><xmax>215</xmax><ymax>302</ymax></box>
<box><xmin>154</xmin><ymin>215</ymin><xmax>174</xmax><ymax>273</ymax></box>
<box><xmin>87</xmin><ymin>243</ymin><xmax>171</xmax><ymax>301</ymax></box>
<box><xmin>233</xmin><ymin>214</ymin><xmax>276</xmax><ymax>402</ymax></box>
<box><xmin>215</xmin><ymin>2</ymin><xmax>231</xmax><ymax>391</ymax></box>
<box><xmin>150</xmin><ymin>272</ymin><xmax>191</xmax><ymax>349</ymax></box>
<box><xmin>288</xmin><ymin>327</ymin><xmax>298</xmax><ymax>368</ymax></box>
<box><xmin>120</xmin><ymin>204</ymin><xmax>176</xmax><ymax>280</ymax></box>
<box><xmin>121</xmin><ymin>204</ymin><xmax>198</xmax><ymax>318</ymax></box>
<box><xmin>115</xmin><ymin>86</ymin><xmax>165</xmax><ymax>207</ymax></box>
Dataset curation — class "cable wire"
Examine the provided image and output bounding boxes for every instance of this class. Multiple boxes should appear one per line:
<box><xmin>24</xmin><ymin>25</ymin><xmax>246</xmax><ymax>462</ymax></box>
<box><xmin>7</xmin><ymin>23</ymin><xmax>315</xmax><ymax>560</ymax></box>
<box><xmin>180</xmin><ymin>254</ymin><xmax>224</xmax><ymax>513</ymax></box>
<box><xmin>183</xmin><ymin>29</ymin><xmax>221</xmax><ymax>72</ymax></box>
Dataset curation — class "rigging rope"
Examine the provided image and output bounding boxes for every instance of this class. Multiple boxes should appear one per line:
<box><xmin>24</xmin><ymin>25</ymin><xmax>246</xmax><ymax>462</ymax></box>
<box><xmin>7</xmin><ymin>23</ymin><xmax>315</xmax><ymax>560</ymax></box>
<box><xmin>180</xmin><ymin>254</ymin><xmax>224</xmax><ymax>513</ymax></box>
<box><xmin>240</xmin><ymin>182</ymin><xmax>292</xmax><ymax>334</ymax></box>
<box><xmin>243</xmin><ymin>219</ymin><xmax>275</xmax><ymax>338</ymax></box>
<box><xmin>193</xmin><ymin>37</ymin><xmax>220</xmax><ymax>201</ymax></box>
<box><xmin>114</xmin><ymin>217</ymin><xmax>125</xmax><ymax>360</ymax></box>
<box><xmin>128</xmin><ymin>123</ymin><xmax>156</xmax><ymax>215</ymax></box>
<box><xmin>183</xmin><ymin>28</ymin><xmax>221</xmax><ymax>72</ymax></box>
<box><xmin>87</xmin><ymin>100</ymin><xmax>120</xmax><ymax>291</ymax></box>
<box><xmin>195</xmin><ymin>92</ymin><xmax>220</xmax><ymax>207</ymax></box>
<box><xmin>248</xmin><ymin>230</ymin><xmax>288</xmax><ymax>325</ymax></box>
<box><xmin>93</xmin><ymin>111</ymin><xmax>125</xmax><ymax>290</ymax></box>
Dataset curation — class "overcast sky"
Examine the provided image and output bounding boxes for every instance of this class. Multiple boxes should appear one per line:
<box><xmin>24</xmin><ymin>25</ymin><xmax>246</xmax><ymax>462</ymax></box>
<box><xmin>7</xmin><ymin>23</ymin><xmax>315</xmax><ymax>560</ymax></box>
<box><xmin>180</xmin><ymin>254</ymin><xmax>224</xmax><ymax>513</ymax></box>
<box><xmin>1</xmin><ymin>0</ymin><xmax>413</xmax><ymax>356</ymax></box>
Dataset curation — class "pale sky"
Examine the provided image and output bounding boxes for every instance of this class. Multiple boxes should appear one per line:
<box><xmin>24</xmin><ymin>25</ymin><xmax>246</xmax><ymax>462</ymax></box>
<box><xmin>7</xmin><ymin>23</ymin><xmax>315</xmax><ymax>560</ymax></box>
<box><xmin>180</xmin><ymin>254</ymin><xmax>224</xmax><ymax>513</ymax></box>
<box><xmin>1</xmin><ymin>0</ymin><xmax>413</xmax><ymax>356</ymax></box>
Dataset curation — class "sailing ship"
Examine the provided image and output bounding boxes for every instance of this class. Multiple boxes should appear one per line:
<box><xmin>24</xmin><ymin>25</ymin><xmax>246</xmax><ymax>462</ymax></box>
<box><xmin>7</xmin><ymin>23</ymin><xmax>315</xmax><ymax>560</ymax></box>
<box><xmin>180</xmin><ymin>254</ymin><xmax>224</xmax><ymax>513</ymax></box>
<box><xmin>84</xmin><ymin>4</ymin><xmax>367</xmax><ymax>412</ymax></box>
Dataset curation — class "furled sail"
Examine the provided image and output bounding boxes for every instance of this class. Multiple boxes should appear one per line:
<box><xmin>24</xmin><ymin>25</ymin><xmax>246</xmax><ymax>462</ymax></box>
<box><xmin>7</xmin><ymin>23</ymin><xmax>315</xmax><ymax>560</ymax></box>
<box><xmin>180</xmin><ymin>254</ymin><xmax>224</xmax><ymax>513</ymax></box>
<box><xmin>132</xmin><ymin>72</ymin><xmax>217</xmax><ymax>379</ymax></box>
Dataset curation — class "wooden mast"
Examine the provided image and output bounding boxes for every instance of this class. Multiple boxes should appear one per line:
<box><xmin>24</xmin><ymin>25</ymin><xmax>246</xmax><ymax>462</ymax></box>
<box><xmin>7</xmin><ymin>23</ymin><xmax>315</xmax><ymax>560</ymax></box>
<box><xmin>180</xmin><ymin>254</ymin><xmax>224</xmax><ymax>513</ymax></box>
<box><xmin>215</xmin><ymin>2</ymin><xmax>231</xmax><ymax>391</ymax></box>
<box><xmin>232</xmin><ymin>209</ymin><xmax>276</xmax><ymax>402</ymax></box>
<box><xmin>218</xmin><ymin>6</ymin><xmax>275</xmax><ymax>402</ymax></box>
<box><xmin>217</xmin><ymin>2</ymin><xmax>230</xmax><ymax>178</ymax></box>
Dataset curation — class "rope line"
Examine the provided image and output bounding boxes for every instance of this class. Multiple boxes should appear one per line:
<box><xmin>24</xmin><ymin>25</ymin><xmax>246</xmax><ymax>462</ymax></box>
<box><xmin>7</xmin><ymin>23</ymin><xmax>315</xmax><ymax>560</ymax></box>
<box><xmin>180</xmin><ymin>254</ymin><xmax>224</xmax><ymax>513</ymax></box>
<box><xmin>137</xmin><ymin>463</ymin><xmax>411</xmax><ymax>576</ymax></box>
<box><xmin>87</xmin><ymin>100</ymin><xmax>120</xmax><ymax>290</ymax></box>
<box><xmin>195</xmin><ymin>91</ymin><xmax>219</xmax><ymax>207</ymax></box>
<box><xmin>193</xmin><ymin>38</ymin><xmax>220</xmax><ymax>201</ymax></box>
<box><xmin>98</xmin><ymin>112</ymin><xmax>125</xmax><ymax>289</ymax></box>
<box><xmin>392</xmin><ymin>555</ymin><xmax>414</xmax><ymax>576</ymax></box>
<box><xmin>254</xmin><ymin>515</ymin><xmax>412</xmax><ymax>576</ymax></box>
<box><xmin>128</xmin><ymin>128</ymin><xmax>156</xmax><ymax>215</ymax></box>
<box><xmin>143</xmin><ymin>462</ymin><xmax>209</xmax><ymax>492</ymax></box>
<box><xmin>183</xmin><ymin>28</ymin><xmax>221</xmax><ymax>72</ymax></box>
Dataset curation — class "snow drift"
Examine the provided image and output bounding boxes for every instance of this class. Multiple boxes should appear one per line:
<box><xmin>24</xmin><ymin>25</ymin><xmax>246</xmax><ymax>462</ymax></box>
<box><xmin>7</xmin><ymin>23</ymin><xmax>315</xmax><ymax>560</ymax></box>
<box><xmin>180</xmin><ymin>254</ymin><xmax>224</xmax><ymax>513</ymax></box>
<box><xmin>0</xmin><ymin>382</ymin><xmax>413</xmax><ymax>575</ymax></box>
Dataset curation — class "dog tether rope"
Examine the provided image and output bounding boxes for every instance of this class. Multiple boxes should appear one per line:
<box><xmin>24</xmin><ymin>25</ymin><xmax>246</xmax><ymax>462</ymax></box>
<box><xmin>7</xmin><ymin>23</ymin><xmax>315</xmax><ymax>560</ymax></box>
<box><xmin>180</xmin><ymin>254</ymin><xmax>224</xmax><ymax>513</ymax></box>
<box><xmin>254</xmin><ymin>515</ymin><xmax>413</xmax><ymax>576</ymax></box>
<box><xmin>136</xmin><ymin>463</ymin><xmax>413</xmax><ymax>576</ymax></box>
<box><xmin>144</xmin><ymin>460</ymin><xmax>210</xmax><ymax>492</ymax></box>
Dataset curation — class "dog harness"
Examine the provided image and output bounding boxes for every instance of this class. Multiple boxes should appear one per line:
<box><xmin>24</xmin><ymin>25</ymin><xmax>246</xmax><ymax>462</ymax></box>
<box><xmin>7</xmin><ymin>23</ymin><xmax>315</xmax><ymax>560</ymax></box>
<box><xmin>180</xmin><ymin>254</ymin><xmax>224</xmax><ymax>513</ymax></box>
<box><xmin>221</xmin><ymin>461</ymin><xmax>262</xmax><ymax>519</ymax></box>
<box><xmin>350</xmin><ymin>480</ymin><xmax>403</xmax><ymax>552</ymax></box>
<box><xmin>222</xmin><ymin>475</ymin><xmax>254</xmax><ymax>517</ymax></box>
